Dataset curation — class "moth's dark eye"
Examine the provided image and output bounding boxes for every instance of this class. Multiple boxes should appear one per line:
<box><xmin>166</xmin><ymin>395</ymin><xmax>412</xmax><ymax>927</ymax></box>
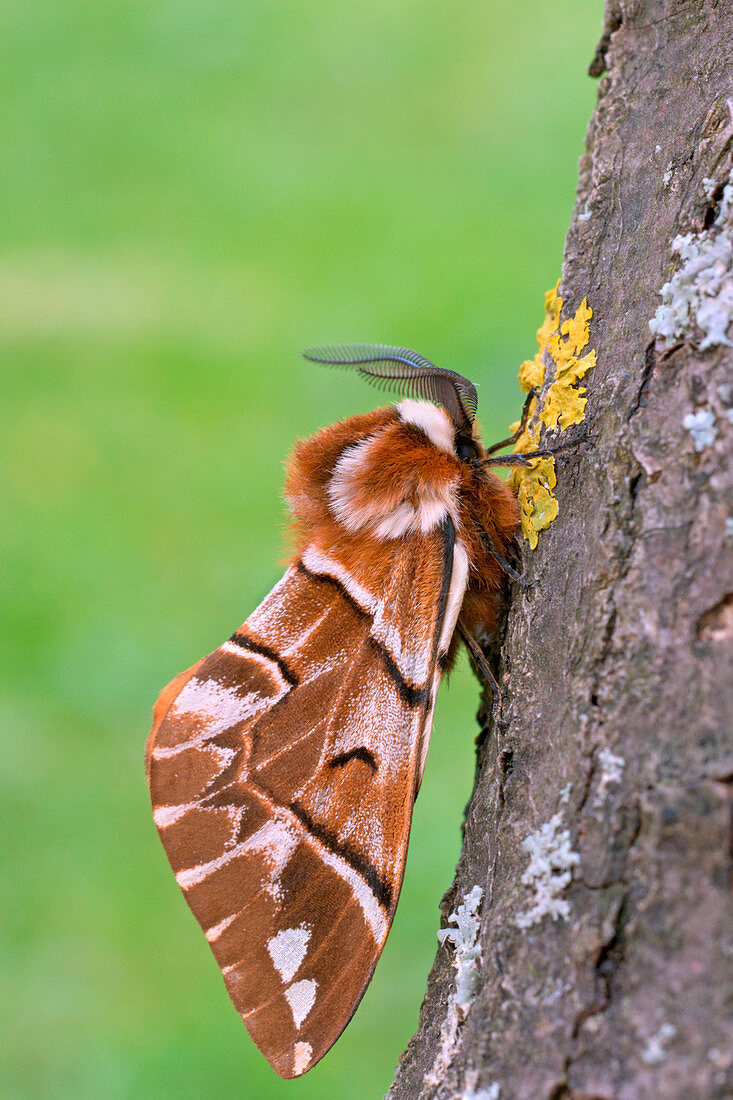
<box><xmin>456</xmin><ymin>436</ymin><xmax>479</xmax><ymax>462</ymax></box>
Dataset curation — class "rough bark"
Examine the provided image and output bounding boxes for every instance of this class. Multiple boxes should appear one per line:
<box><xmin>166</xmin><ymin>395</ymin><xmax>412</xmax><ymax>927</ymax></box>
<box><xmin>389</xmin><ymin>3</ymin><xmax>733</xmax><ymax>1098</ymax></box>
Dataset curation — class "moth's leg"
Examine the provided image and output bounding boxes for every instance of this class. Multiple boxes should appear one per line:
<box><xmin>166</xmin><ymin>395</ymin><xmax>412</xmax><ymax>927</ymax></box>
<box><xmin>481</xmin><ymin>531</ymin><xmax>531</xmax><ymax>588</ymax></box>
<box><xmin>483</xmin><ymin>424</ymin><xmax>590</xmax><ymax>467</ymax></box>
<box><xmin>458</xmin><ymin>620</ymin><xmax>503</xmax><ymax>726</ymax></box>
<box><xmin>485</xmin><ymin>451</ymin><xmax>548</xmax><ymax>467</ymax></box>
<box><xmin>484</xmin><ymin>440</ymin><xmax>572</xmax><ymax>466</ymax></box>
<box><xmin>484</xmin><ymin>388</ymin><xmax>538</xmax><ymax>455</ymax></box>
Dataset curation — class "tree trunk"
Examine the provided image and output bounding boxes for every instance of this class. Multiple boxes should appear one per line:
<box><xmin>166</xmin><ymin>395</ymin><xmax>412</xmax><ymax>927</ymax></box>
<box><xmin>389</xmin><ymin>4</ymin><xmax>733</xmax><ymax>1098</ymax></box>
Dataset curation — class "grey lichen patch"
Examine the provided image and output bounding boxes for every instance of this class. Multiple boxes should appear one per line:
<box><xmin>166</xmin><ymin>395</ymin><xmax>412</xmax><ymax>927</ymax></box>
<box><xmin>462</xmin><ymin>1080</ymin><xmax>500</xmax><ymax>1100</ymax></box>
<box><xmin>683</xmin><ymin>408</ymin><xmax>718</xmax><ymax>451</ymax></box>
<box><xmin>436</xmin><ymin>885</ymin><xmax>484</xmax><ymax>1009</ymax></box>
<box><xmin>424</xmin><ymin>886</ymin><xmax>484</xmax><ymax>1092</ymax></box>
<box><xmin>593</xmin><ymin>746</ymin><xmax>625</xmax><ymax>806</ymax></box>
<box><xmin>649</xmin><ymin>169</ymin><xmax>733</xmax><ymax>350</ymax></box>
<box><xmin>515</xmin><ymin>813</ymin><xmax>580</xmax><ymax>929</ymax></box>
<box><xmin>641</xmin><ymin>1023</ymin><xmax>677</xmax><ymax>1065</ymax></box>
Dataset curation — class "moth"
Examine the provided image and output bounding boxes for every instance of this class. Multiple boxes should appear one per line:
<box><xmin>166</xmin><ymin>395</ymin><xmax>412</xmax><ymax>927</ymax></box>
<box><xmin>145</xmin><ymin>345</ymin><xmax>548</xmax><ymax>1078</ymax></box>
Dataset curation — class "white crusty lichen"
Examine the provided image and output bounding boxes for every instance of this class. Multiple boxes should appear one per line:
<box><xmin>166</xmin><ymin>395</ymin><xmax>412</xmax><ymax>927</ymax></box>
<box><xmin>649</xmin><ymin>169</ymin><xmax>733</xmax><ymax>350</ymax></box>
<box><xmin>437</xmin><ymin>885</ymin><xmax>484</xmax><ymax>1009</ymax></box>
<box><xmin>703</xmin><ymin>176</ymin><xmax>719</xmax><ymax>201</ymax></box>
<box><xmin>641</xmin><ymin>1023</ymin><xmax>677</xmax><ymax>1065</ymax></box>
<box><xmin>593</xmin><ymin>746</ymin><xmax>625</xmax><ymax>806</ymax></box>
<box><xmin>462</xmin><ymin>1080</ymin><xmax>501</xmax><ymax>1100</ymax></box>
<box><xmin>516</xmin><ymin>814</ymin><xmax>580</xmax><ymax>929</ymax></box>
<box><xmin>423</xmin><ymin>886</ymin><xmax>485</xmax><ymax>1091</ymax></box>
<box><xmin>683</xmin><ymin>408</ymin><xmax>718</xmax><ymax>451</ymax></box>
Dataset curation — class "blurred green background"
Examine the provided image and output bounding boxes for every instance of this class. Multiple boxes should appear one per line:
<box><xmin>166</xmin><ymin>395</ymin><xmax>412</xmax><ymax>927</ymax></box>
<box><xmin>1</xmin><ymin>3</ymin><xmax>601</xmax><ymax>1097</ymax></box>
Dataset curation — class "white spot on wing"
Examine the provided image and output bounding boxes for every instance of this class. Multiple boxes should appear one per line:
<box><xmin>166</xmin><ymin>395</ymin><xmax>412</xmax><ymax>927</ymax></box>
<box><xmin>205</xmin><ymin>913</ymin><xmax>237</xmax><ymax>942</ymax></box>
<box><xmin>153</xmin><ymin>800</ymin><xmax>199</xmax><ymax>828</ymax></box>
<box><xmin>173</xmin><ymin>677</ymin><xmax>262</xmax><ymax>722</ymax></box>
<box><xmin>292</xmin><ymin>1041</ymin><xmax>312</xmax><ymax>1075</ymax></box>
<box><xmin>285</xmin><ymin>979</ymin><xmax>317</xmax><ymax>1028</ymax></box>
<box><xmin>155</xmin><ymin>799</ymin><xmax>244</xmax><ymax>845</ymax></box>
<box><xmin>267</xmin><ymin>925</ymin><xmax>311</xmax><ymax>983</ymax></box>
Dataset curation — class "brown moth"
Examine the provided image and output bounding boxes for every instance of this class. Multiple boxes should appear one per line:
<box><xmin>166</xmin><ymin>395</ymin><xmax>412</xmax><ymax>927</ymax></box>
<box><xmin>145</xmin><ymin>346</ymin><xmax>543</xmax><ymax>1079</ymax></box>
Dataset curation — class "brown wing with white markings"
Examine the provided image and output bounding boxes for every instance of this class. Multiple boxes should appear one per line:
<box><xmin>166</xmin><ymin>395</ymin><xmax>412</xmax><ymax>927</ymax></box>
<box><xmin>147</xmin><ymin>518</ymin><xmax>466</xmax><ymax>1078</ymax></box>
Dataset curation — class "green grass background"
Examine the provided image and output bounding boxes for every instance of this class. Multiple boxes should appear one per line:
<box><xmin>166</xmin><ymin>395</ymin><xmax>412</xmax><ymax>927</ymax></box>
<box><xmin>2</xmin><ymin>3</ymin><xmax>601</xmax><ymax>1096</ymax></box>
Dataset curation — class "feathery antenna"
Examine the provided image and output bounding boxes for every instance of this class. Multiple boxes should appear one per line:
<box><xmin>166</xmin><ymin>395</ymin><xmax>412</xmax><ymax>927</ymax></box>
<box><xmin>302</xmin><ymin>344</ymin><xmax>478</xmax><ymax>431</ymax></box>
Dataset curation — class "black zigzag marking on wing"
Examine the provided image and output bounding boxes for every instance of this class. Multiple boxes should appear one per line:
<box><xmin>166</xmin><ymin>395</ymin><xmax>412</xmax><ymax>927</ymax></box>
<box><xmin>296</xmin><ymin>559</ymin><xmax>430</xmax><ymax>709</ymax></box>
<box><xmin>228</xmin><ymin>631</ymin><xmax>300</xmax><ymax>687</ymax></box>
<box><xmin>295</xmin><ymin>560</ymin><xmax>370</xmax><ymax>621</ymax></box>
<box><xmin>365</xmin><ymin>637</ymin><xmax>429</xmax><ymax>708</ymax></box>
<box><xmin>289</xmin><ymin>798</ymin><xmax>393</xmax><ymax>912</ymax></box>
<box><xmin>329</xmin><ymin>746</ymin><xmax>378</xmax><ymax>772</ymax></box>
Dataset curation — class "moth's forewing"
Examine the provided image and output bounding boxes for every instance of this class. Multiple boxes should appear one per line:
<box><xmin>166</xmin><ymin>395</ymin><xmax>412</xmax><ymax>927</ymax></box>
<box><xmin>148</xmin><ymin>521</ymin><xmax>465</xmax><ymax>1077</ymax></box>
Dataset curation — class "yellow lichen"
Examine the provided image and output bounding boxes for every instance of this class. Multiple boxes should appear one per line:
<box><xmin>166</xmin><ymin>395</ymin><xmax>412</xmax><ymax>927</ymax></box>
<box><xmin>516</xmin><ymin>457</ymin><xmax>558</xmax><ymax>547</ymax></box>
<box><xmin>510</xmin><ymin>282</ymin><xmax>595</xmax><ymax>549</ymax></box>
<box><xmin>518</xmin><ymin>283</ymin><xmax>562</xmax><ymax>395</ymax></box>
<box><xmin>540</xmin><ymin>299</ymin><xmax>596</xmax><ymax>431</ymax></box>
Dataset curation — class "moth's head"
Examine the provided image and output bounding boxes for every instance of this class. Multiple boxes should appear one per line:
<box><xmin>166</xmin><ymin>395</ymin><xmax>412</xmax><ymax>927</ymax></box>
<box><xmin>302</xmin><ymin>344</ymin><xmax>484</xmax><ymax>464</ymax></box>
